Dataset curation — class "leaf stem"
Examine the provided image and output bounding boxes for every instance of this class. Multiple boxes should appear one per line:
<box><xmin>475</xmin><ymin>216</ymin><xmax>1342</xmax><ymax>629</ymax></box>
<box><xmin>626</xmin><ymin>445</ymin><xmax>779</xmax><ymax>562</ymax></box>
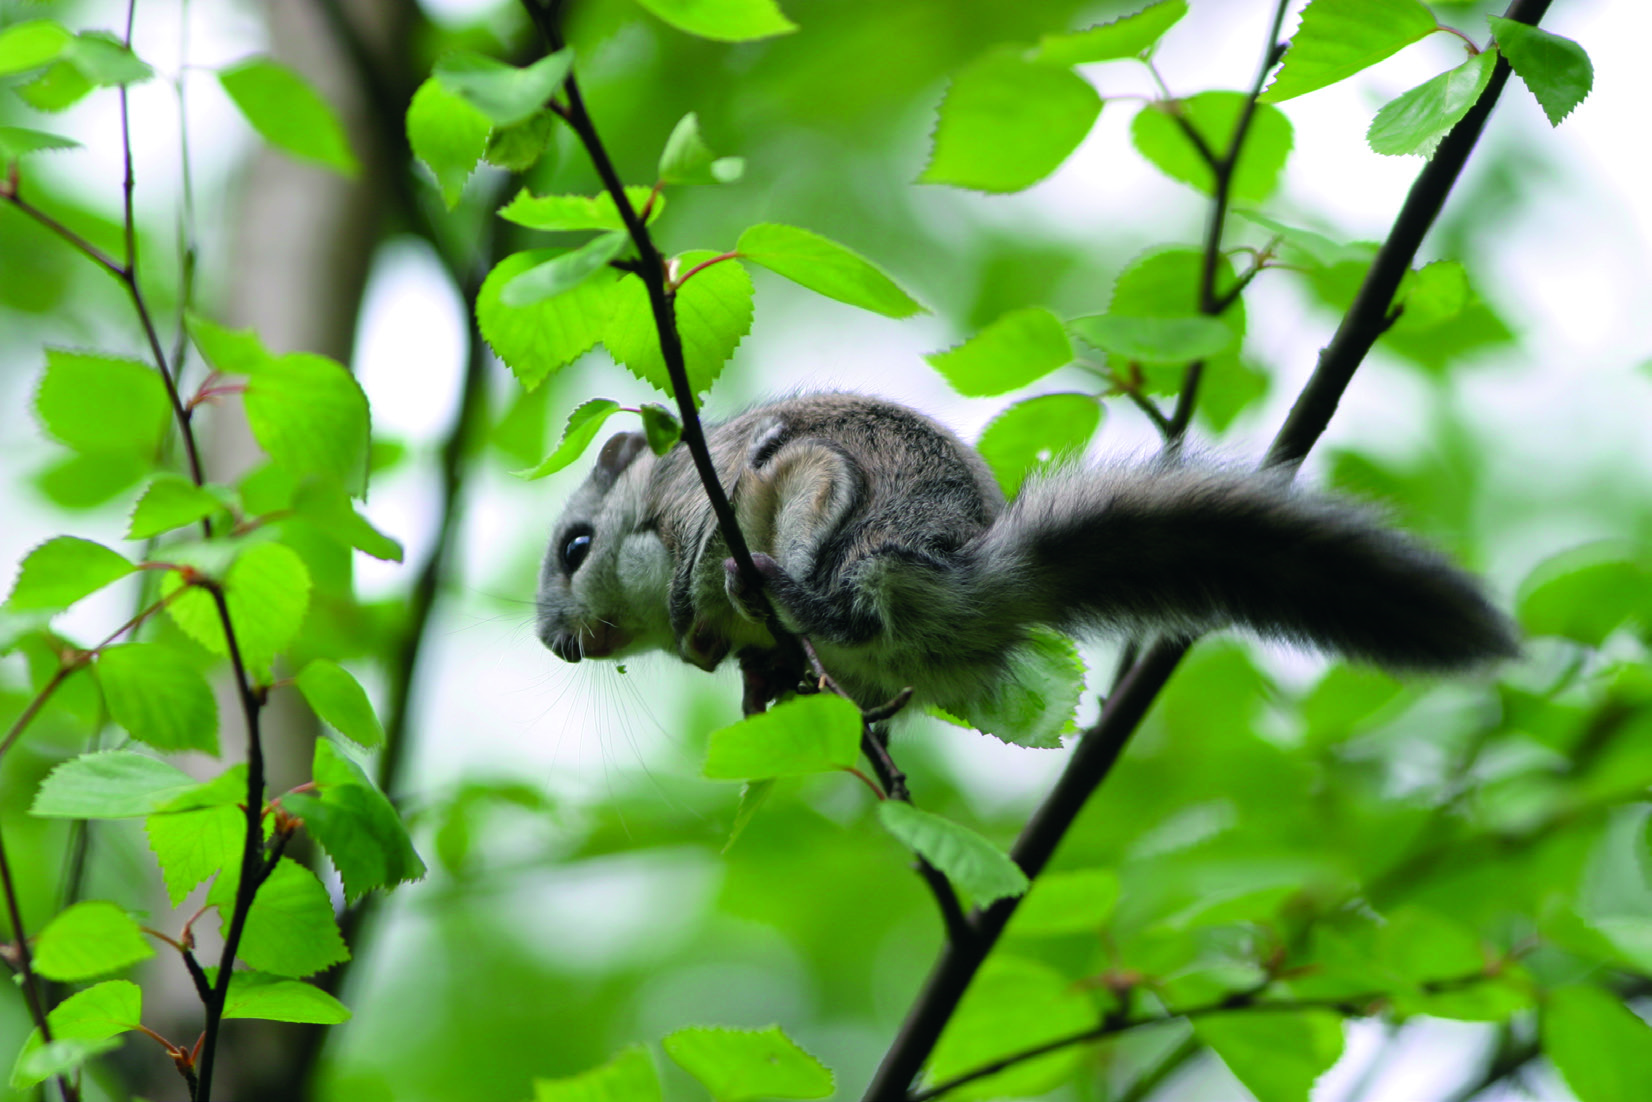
<box><xmin>672</xmin><ymin>250</ymin><xmax>740</xmax><ymax>290</ymax></box>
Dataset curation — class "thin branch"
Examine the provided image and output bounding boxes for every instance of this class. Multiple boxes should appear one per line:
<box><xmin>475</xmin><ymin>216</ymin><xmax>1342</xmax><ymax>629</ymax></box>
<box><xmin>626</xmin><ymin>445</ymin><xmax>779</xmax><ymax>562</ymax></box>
<box><xmin>1122</xmin><ymin>385</ymin><xmax>1175</xmax><ymax>440</ymax></box>
<box><xmin>1269</xmin><ymin>0</ymin><xmax>1551</xmax><ymax>468</ymax></box>
<box><xmin>863</xmin><ymin>3</ymin><xmax>1552</xmax><ymax>1096</ymax></box>
<box><xmin>193</xmin><ymin>581</ymin><xmax>269</xmax><ymax>1102</ymax></box>
<box><xmin>517</xmin><ymin>0</ymin><xmax>796</xmax><ymax>673</ymax></box>
<box><xmin>0</xmin><ymin>826</ymin><xmax>82</xmax><ymax>1102</ymax></box>
<box><xmin>911</xmin><ymin>969</ymin><xmax>1500</xmax><ymax>1102</ymax></box>
<box><xmin>0</xmin><ymin>664</ymin><xmax>77</xmax><ymax>761</ymax></box>
<box><xmin>1168</xmin><ymin>0</ymin><xmax>1291</xmax><ymax>439</ymax></box>
<box><xmin>0</xmin><ymin>192</ymin><xmax>125</xmax><ymax>275</ymax></box>
<box><xmin>119</xmin><ymin>70</ymin><xmax>206</xmax><ymax>489</ymax></box>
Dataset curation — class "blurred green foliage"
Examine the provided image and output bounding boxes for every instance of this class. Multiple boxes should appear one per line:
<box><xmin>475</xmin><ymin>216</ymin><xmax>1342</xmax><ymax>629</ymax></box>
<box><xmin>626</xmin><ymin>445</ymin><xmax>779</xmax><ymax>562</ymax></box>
<box><xmin>2</xmin><ymin>1</ymin><xmax>1645</xmax><ymax>1102</ymax></box>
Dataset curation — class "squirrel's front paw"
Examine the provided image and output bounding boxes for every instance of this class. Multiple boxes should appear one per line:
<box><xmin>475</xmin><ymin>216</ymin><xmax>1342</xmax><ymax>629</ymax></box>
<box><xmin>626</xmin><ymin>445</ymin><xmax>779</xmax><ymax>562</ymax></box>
<box><xmin>723</xmin><ymin>552</ymin><xmax>785</xmax><ymax>623</ymax></box>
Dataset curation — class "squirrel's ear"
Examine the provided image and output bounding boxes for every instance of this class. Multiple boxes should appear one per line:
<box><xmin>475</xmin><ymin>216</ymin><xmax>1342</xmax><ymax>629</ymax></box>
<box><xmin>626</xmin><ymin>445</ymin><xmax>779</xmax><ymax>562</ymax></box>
<box><xmin>593</xmin><ymin>431</ymin><xmax>648</xmax><ymax>489</ymax></box>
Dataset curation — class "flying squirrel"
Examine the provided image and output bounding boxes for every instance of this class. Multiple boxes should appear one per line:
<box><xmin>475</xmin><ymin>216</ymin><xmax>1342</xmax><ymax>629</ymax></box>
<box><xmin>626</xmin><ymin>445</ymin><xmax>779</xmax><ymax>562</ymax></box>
<box><xmin>535</xmin><ymin>393</ymin><xmax>1519</xmax><ymax>717</ymax></box>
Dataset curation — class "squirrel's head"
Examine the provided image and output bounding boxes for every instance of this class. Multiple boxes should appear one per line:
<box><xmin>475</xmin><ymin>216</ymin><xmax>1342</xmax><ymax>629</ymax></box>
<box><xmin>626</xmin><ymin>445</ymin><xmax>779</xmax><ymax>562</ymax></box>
<box><xmin>535</xmin><ymin>431</ymin><xmax>672</xmax><ymax>662</ymax></box>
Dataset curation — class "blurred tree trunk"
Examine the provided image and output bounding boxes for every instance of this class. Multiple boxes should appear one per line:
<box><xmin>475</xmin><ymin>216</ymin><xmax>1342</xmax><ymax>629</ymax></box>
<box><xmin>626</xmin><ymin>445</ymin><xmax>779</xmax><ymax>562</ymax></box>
<box><xmin>128</xmin><ymin>1</ymin><xmax>418</xmax><ymax>1099</ymax></box>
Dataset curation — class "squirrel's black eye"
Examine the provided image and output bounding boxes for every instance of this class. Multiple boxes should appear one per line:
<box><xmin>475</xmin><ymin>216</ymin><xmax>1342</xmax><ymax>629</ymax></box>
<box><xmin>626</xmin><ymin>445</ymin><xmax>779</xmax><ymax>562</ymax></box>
<box><xmin>561</xmin><ymin>526</ymin><xmax>594</xmax><ymax>574</ymax></box>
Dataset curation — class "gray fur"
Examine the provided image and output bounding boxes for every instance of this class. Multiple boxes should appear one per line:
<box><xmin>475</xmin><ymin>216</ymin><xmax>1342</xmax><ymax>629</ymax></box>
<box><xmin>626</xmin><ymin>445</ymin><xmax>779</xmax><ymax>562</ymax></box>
<box><xmin>536</xmin><ymin>394</ymin><xmax>1519</xmax><ymax>712</ymax></box>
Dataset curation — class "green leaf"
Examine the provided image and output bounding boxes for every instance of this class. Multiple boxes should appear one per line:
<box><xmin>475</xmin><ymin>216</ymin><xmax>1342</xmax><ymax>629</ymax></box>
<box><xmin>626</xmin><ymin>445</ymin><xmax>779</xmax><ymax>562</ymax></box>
<box><xmin>722</xmin><ymin>779</ymin><xmax>775</xmax><ymax>853</ymax></box>
<box><xmin>245</xmin><ymin>355</ymin><xmax>371</xmax><ymax>496</ymax></box>
<box><xmin>1199</xmin><ymin>358</ymin><xmax>1269</xmax><ymax>431</ymax></box>
<box><xmin>736</xmin><ymin>223</ymin><xmax>922</xmax><ymax>319</ymax></box>
<box><xmin>11</xmin><ymin>1037</ymin><xmax>122</xmax><ymax>1092</ymax></box>
<box><xmin>1488</xmin><ymin>16</ymin><xmax>1592</xmax><ymax>126</ymax></box>
<box><xmin>97</xmin><ymin>642</ymin><xmax>219</xmax><ymax>754</ymax></box>
<box><xmin>500</xmin><ymin>186</ymin><xmax>662</xmax><ymax>231</ymax></box>
<box><xmin>1301</xmin><ymin>665</ymin><xmax>1403</xmax><ymax>743</ymax></box>
<box><xmin>1196</xmin><ymin>1010</ymin><xmax>1345</xmax><ymax>1102</ymax></box>
<box><xmin>127</xmin><ymin>476</ymin><xmax>226</xmax><ymax>538</ymax></box>
<box><xmin>407</xmin><ymin>77</ymin><xmax>491</xmax><ymax>208</ymax></box>
<box><xmin>294</xmin><ymin>659</ymin><xmax>384</xmax><ymax>747</ymax></box>
<box><xmin>1517</xmin><ymin>542</ymin><xmax>1652</xmax><ymax>647</ymax></box>
<box><xmin>1393</xmin><ymin>259</ymin><xmax>1469</xmax><ymax>329</ymax></box>
<box><xmin>922</xmin><ymin>47</ymin><xmax>1102</xmax><ymax>193</ymax></box>
<box><xmin>935</xmin><ymin>627</ymin><xmax>1084</xmax><ymax>749</ymax></box>
<box><xmin>1008</xmin><ymin>868</ymin><xmax>1120</xmax><ymax>936</ymax></box>
<box><xmin>223</xmin><ymin>970</ymin><xmax>352</xmax><ymax>1024</ymax></box>
<box><xmin>924</xmin><ymin>307</ymin><xmax>1072</xmax><ymax>397</ymax></box>
<box><xmin>10</xmin><ymin>981</ymin><xmax>139</xmax><ymax>1089</ymax></box>
<box><xmin>280</xmin><ymin>739</ymin><xmax>424</xmax><ymax>899</ymax></box>
<box><xmin>1543</xmin><ymin>985</ymin><xmax>1652</xmax><ymax>1102</ymax></box>
<box><xmin>1233</xmin><ymin>210</ymin><xmax>1371</xmax><ymax>269</ymax></box>
<box><xmin>147</xmin><ymin>796</ymin><xmax>243</xmax><ymax>906</ymax></box>
<box><xmin>604</xmin><ymin>253</ymin><xmax>753</xmax><ymax>397</ymax></box>
<box><xmin>6</xmin><ymin>536</ymin><xmax>134</xmax><ymax>613</ymax></box>
<box><xmin>1261</xmin><ymin>0</ymin><xmax>1439</xmax><ymax>103</ymax></box>
<box><xmin>32</xmin><ymin>901</ymin><xmax>154</xmax><ymax>981</ymax></box>
<box><xmin>639</xmin><ymin>403</ymin><xmax>682</xmax><ymax>455</ymax></box>
<box><xmin>1367</xmin><ymin>51</ymin><xmax>1497</xmax><ymax>158</ymax></box>
<box><xmin>925</xmin><ymin>956</ymin><xmax>1095</xmax><ymax>1100</ymax></box>
<box><xmin>1106</xmin><ymin>248</ymin><xmax>1245</xmax><ymax>394</ymax></box>
<box><xmin>434</xmin><ymin>49</ymin><xmax>571</xmax><ymax>128</ymax></box>
<box><xmin>0</xmin><ymin>21</ymin><xmax>72</xmax><ymax>77</ymax></box>
<box><xmin>15</xmin><ymin>60</ymin><xmax>93</xmax><ymax>112</ymax></box>
<box><xmin>1069</xmin><ymin>312</ymin><xmax>1236</xmax><ymax>363</ymax></box>
<box><xmin>532</xmin><ymin>1046</ymin><xmax>662</xmax><ymax>1102</ymax></box>
<box><xmin>237</xmin><ymin>857</ymin><xmax>350</xmax><ymax>977</ymax></box>
<box><xmin>878</xmin><ymin>801</ymin><xmax>1029</xmax><ymax>904</ymax></box>
<box><xmin>187</xmin><ymin>319</ymin><xmax>371</xmax><ymax>493</ymax></box>
<box><xmin>161</xmin><ymin>541</ymin><xmax>313</xmax><ymax>675</ymax></box>
<box><xmin>1131</xmin><ymin>92</ymin><xmax>1293</xmax><ymax>203</ymax></box>
<box><xmin>48</xmin><ymin>981</ymin><xmax>141</xmax><ymax>1038</ymax></box>
<box><xmin>479</xmin><ymin>250</ymin><xmax>622</xmax><ymax>389</ymax></box>
<box><xmin>31</xmin><ymin>750</ymin><xmax>197</xmax><ymax>818</ymax></box>
<box><xmin>187</xmin><ymin>313</ymin><xmax>270</xmax><ymax>374</ymax></box>
<box><xmin>503</xmin><ymin>231</ymin><xmax>629</xmax><ymax>307</ymax></box>
<box><xmin>59</xmin><ymin>32</ymin><xmax>152</xmax><ymax>86</ymax></box>
<box><xmin>220</xmin><ymin>57</ymin><xmax>358</xmax><ymax>176</ymax></box>
<box><xmin>35</xmin><ymin>451</ymin><xmax>150</xmax><ymax>509</ymax></box>
<box><xmin>633</xmin><ymin>0</ymin><xmax>797</xmax><ymax>43</ymax></box>
<box><xmin>1034</xmin><ymin>0</ymin><xmax>1188</xmax><ymax>65</ymax></box>
<box><xmin>658</xmin><ymin>113</ymin><xmax>745</xmax><ymax>185</ymax></box>
<box><xmin>485</xmin><ymin>111</ymin><xmax>559</xmax><ymax>172</ymax></box>
<box><xmin>290</xmin><ymin>478</ymin><xmax>404</xmax><ymax>562</ymax></box>
<box><xmin>514</xmin><ymin>399</ymin><xmax>624</xmax><ymax>480</ymax></box>
<box><xmin>662</xmin><ymin>1027</ymin><xmax>832</xmax><ymax>1101</ymax></box>
<box><xmin>0</xmin><ymin>125</ymin><xmax>80</xmax><ymax>170</ymax></box>
<box><xmin>704</xmin><ymin>694</ymin><xmax>863</xmax><ymax>779</ymax></box>
<box><xmin>35</xmin><ymin>348</ymin><xmax>171</xmax><ymax>455</ymax></box>
<box><xmin>976</xmin><ymin>392</ymin><xmax>1101</xmax><ymax>496</ymax></box>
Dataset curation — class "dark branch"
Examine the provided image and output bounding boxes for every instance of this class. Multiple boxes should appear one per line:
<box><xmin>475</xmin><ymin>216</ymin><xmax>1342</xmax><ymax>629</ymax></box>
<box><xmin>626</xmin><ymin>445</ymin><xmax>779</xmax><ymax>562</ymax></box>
<box><xmin>910</xmin><ymin>968</ymin><xmax>1501</xmax><ymax>1102</ymax></box>
<box><xmin>863</xmin><ymin>3</ymin><xmax>1551</xmax><ymax>1097</ymax></box>
<box><xmin>516</xmin><ymin>0</ymin><xmax>797</xmax><ymax>670</ymax></box>
<box><xmin>193</xmin><ymin>581</ymin><xmax>269</xmax><ymax>1102</ymax></box>
<box><xmin>1167</xmin><ymin>0</ymin><xmax>1291</xmax><ymax>439</ymax></box>
<box><xmin>1268</xmin><ymin>0</ymin><xmax>1554</xmax><ymax>469</ymax></box>
<box><xmin>0</xmin><ymin>825</ymin><xmax>81</xmax><ymax>1102</ymax></box>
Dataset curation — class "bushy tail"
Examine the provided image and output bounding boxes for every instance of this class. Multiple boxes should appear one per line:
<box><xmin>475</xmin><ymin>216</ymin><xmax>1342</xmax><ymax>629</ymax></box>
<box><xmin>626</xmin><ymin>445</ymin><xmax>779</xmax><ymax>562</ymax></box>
<box><xmin>971</xmin><ymin>461</ymin><xmax>1519</xmax><ymax>672</ymax></box>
